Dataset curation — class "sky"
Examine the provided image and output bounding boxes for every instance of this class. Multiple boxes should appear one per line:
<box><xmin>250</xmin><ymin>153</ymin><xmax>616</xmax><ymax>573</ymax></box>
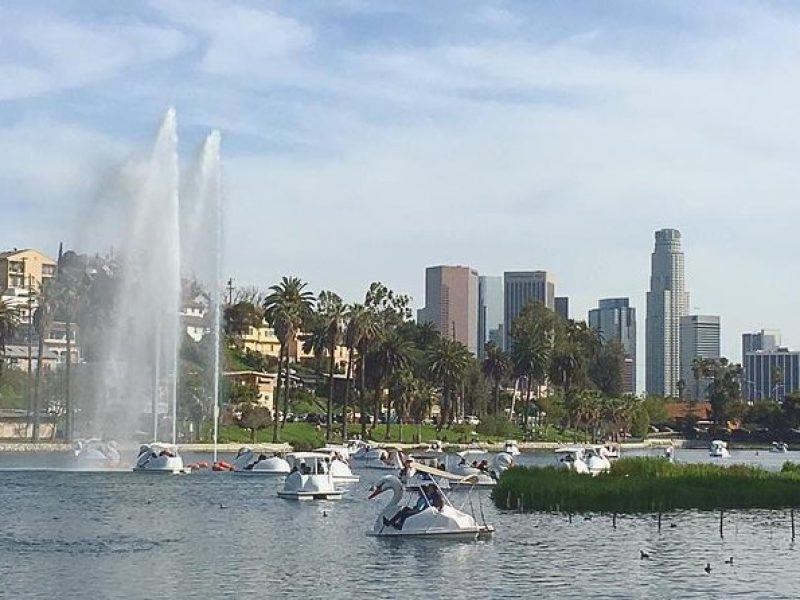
<box><xmin>1</xmin><ymin>0</ymin><xmax>799</xmax><ymax>389</ymax></box>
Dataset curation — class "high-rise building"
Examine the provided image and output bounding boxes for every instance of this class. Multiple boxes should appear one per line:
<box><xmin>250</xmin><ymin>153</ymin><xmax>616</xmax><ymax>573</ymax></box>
<box><xmin>742</xmin><ymin>330</ymin><xmax>781</xmax><ymax>363</ymax></box>
<box><xmin>743</xmin><ymin>348</ymin><xmax>799</xmax><ymax>403</ymax></box>
<box><xmin>478</xmin><ymin>276</ymin><xmax>503</xmax><ymax>358</ymax></box>
<box><xmin>679</xmin><ymin>315</ymin><xmax>721</xmax><ymax>401</ymax></box>
<box><xmin>645</xmin><ymin>228</ymin><xmax>689</xmax><ymax>397</ymax></box>
<box><xmin>555</xmin><ymin>296</ymin><xmax>569</xmax><ymax>321</ymax></box>
<box><xmin>588</xmin><ymin>298</ymin><xmax>637</xmax><ymax>394</ymax></box>
<box><xmin>419</xmin><ymin>265</ymin><xmax>479</xmax><ymax>354</ymax></box>
<box><xmin>503</xmin><ymin>271</ymin><xmax>556</xmax><ymax>350</ymax></box>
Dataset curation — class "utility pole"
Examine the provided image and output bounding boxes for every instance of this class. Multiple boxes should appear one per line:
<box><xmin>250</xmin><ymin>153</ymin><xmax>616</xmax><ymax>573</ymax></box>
<box><xmin>226</xmin><ymin>278</ymin><xmax>235</xmax><ymax>305</ymax></box>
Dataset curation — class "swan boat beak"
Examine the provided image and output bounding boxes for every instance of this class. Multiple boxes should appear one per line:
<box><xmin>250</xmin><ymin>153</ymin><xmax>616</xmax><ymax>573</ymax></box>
<box><xmin>367</xmin><ymin>484</ymin><xmax>385</xmax><ymax>500</ymax></box>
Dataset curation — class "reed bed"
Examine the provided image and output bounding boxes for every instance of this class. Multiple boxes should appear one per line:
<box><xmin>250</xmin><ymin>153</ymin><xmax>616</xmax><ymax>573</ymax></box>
<box><xmin>493</xmin><ymin>457</ymin><xmax>800</xmax><ymax>513</ymax></box>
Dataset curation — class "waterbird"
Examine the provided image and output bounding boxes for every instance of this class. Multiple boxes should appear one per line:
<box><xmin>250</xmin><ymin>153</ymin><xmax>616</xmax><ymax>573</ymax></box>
<box><xmin>323</xmin><ymin>511</ymin><xmax>328</xmax><ymax>517</ymax></box>
<box><xmin>725</xmin><ymin>557</ymin><xmax>734</xmax><ymax>565</ymax></box>
<box><xmin>640</xmin><ymin>550</ymin><xmax>650</xmax><ymax>560</ymax></box>
<box><xmin>704</xmin><ymin>563</ymin><xmax>712</xmax><ymax>574</ymax></box>
<box><xmin>669</xmin><ymin>522</ymin><xmax>677</xmax><ymax>528</ymax></box>
<box><xmin>219</xmin><ymin>503</ymin><xmax>228</xmax><ymax>510</ymax></box>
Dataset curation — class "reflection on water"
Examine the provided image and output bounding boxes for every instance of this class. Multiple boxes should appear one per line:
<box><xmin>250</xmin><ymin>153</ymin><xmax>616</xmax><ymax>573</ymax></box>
<box><xmin>0</xmin><ymin>450</ymin><xmax>797</xmax><ymax>599</ymax></box>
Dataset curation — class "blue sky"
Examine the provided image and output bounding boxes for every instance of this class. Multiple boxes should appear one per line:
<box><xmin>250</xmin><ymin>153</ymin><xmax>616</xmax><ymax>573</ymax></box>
<box><xmin>2</xmin><ymin>0</ymin><xmax>800</xmax><ymax>384</ymax></box>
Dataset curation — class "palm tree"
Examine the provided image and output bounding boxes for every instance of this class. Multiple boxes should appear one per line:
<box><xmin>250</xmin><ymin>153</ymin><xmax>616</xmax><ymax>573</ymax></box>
<box><xmin>509</xmin><ymin>302</ymin><xmax>554</xmax><ymax>437</ymax></box>
<box><xmin>263</xmin><ymin>277</ymin><xmax>314</xmax><ymax>442</ymax></box>
<box><xmin>0</xmin><ymin>299</ymin><xmax>21</xmax><ymax>381</ymax></box>
<box><xmin>355</xmin><ymin>310</ymin><xmax>381</xmax><ymax>439</ymax></box>
<box><xmin>427</xmin><ymin>337</ymin><xmax>471</xmax><ymax>429</ymax></box>
<box><xmin>316</xmin><ymin>291</ymin><xmax>344</xmax><ymax>442</ymax></box>
<box><xmin>32</xmin><ymin>297</ymin><xmax>53</xmax><ymax>441</ymax></box>
<box><xmin>372</xmin><ymin>331</ymin><xmax>411</xmax><ymax>438</ymax></box>
<box><xmin>482</xmin><ymin>341</ymin><xmax>510</xmax><ymax>416</ymax></box>
<box><xmin>341</xmin><ymin>304</ymin><xmax>372</xmax><ymax>440</ymax></box>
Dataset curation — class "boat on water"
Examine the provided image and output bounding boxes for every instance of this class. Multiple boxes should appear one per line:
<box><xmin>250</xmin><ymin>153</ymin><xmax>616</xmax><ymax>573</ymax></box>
<box><xmin>447</xmin><ymin>450</ymin><xmax>496</xmax><ymax>487</ymax></box>
<box><xmin>427</xmin><ymin>440</ymin><xmax>444</xmax><ymax>453</ymax></box>
<box><xmin>502</xmin><ymin>440</ymin><xmax>521</xmax><ymax>456</ymax></box>
<box><xmin>364</xmin><ymin>447</ymin><xmax>407</xmax><ymax>470</ymax></box>
<box><xmin>367</xmin><ymin>463</ymin><xmax>494</xmax><ymax>538</ymax></box>
<box><xmin>554</xmin><ymin>445</ymin><xmax>611</xmax><ymax>476</ymax></box>
<box><xmin>232</xmin><ymin>448</ymin><xmax>291</xmax><ymax>474</ymax></box>
<box><xmin>401</xmin><ymin>453</ymin><xmax>451</xmax><ymax>490</ymax></box>
<box><xmin>133</xmin><ymin>443</ymin><xmax>189</xmax><ymax>474</ymax></box>
<box><xmin>770</xmin><ymin>442</ymin><xmax>789</xmax><ymax>453</ymax></box>
<box><xmin>601</xmin><ymin>442</ymin><xmax>621</xmax><ymax>459</ymax></box>
<box><xmin>72</xmin><ymin>439</ymin><xmax>122</xmax><ymax>468</ymax></box>
<box><xmin>277</xmin><ymin>452</ymin><xmax>343</xmax><ymax>500</ymax></box>
<box><xmin>314</xmin><ymin>447</ymin><xmax>359</xmax><ymax>482</ymax></box>
<box><xmin>709</xmin><ymin>440</ymin><xmax>730</xmax><ymax>458</ymax></box>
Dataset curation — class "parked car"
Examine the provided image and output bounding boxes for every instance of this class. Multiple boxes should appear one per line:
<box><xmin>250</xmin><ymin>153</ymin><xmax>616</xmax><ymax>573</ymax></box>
<box><xmin>464</xmin><ymin>415</ymin><xmax>481</xmax><ymax>426</ymax></box>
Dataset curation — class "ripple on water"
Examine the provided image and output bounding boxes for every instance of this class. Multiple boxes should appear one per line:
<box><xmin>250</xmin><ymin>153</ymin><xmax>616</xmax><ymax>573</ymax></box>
<box><xmin>0</xmin><ymin>451</ymin><xmax>797</xmax><ymax>599</ymax></box>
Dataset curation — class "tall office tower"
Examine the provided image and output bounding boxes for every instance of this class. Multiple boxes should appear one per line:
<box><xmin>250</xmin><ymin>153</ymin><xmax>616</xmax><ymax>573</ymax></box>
<box><xmin>679</xmin><ymin>315</ymin><xmax>721</xmax><ymax>401</ymax></box>
<box><xmin>742</xmin><ymin>330</ymin><xmax>781</xmax><ymax>363</ymax></box>
<box><xmin>503</xmin><ymin>271</ymin><xmax>556</xmax><ymax>350</ymax></box>
<box><xmin>588</xmin><ymin>298</ymin><xmax>637</xmax><ymax>394</ymax></box>
<box><xmin>645</xmin><ymin>228</ymin><xmax>689</xmax><ymax>397</ymax></box>
<box><xmin>419</xmin><ymin>265</ymin><xmax>479</xmax><ymax>354</ymax></box>
<box><xmin>478</xmin><ymin>276</ymin><xmax>503</xmax><ymax>358</ymax></box>
<box><xmin>555</xmin><ymin>296</ymin><xmax>569</xmax><ymax>321</ymax></box>
<box><xmin>743</xmin><ymin>347</ymin><xmax>799</xmax><ymax>403</ymax></box>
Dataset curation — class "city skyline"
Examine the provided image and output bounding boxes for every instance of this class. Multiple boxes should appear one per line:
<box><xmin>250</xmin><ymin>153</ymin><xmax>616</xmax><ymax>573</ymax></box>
<box><xmin>1</xmin><ymin>1</ymin><xmax>798</xmax><ymax>372</ymax></box>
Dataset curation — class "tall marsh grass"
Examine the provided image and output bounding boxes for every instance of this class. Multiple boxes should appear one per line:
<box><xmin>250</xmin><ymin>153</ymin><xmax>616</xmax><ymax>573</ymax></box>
<box><xmin>493</xmin><ymin>457</ymin><xmax>800</xmax><ymax>513</ymax></box>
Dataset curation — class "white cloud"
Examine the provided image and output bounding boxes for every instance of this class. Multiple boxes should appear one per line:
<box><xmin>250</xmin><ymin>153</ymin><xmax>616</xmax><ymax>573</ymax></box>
<box><xmin>0</xmin><ymin>7</ymin><xmax>188</xmax><ymax>100</ymax></box>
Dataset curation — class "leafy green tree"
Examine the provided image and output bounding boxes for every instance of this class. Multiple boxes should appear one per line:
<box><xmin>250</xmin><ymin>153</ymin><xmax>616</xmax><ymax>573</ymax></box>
<box><xmin>509</xmin><ymin>301</ymin><xmax>554</xmax><ymax>435</ymax></box>
<box><xmin>0</xmin><ymin>299</ymin><xmax>21</xmax><ymax>381</ymax></box>
<box><xmin>263</xmin><ymin>276</ymin><xmax>314</xmax><ymax>442</ymax></box>
<box><xmin>236</xmin><ymin>402</ymin><xmax>273</xmax><ymax>443</ymax></box>
<box><xmin>427</xmin><ymin>337</ymin><xmax>471</xmax><ymax>429</ymax></box>
<box><xmin>705</xmin><ymin>358</ymin><xmax>743</xmax><ymax>425</ymax></box>
<box><xmin>316</xmin><ymin>291</ymin><xmax>344</xmax><ymax>442</ymax></box>
<box><xmin>372</xmin><ymin>330</ymin><xmax>411</xmax><ymax>438</ymax></box>
<box><xmin>482</xmin><ymin>341</ymin><xmax>510</xmax><ymax>416</ymax></box>
<box><xmin>588</xmin><ymin>340</ymin><xmax>625</xmax><ymax>397</ymax></box>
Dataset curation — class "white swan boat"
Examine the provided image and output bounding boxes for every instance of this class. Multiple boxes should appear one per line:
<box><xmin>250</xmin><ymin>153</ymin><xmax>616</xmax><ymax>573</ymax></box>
<box><xmin>232</xmin><ymin>448</ymin><xmax>291</xmax><ymax>474</ymax></box>
<box><xmin>709</xmin><ymin>440</ymin><xmax>730</xmax><ymax>458</ymax></box>
<box><xmin>554</xmin><ymin>445</ymin><xmax>611</xmax><ymax>476</ymax></box>
<box><xmin>364</xmin><ymin>447</ymin><xmax>406</xmax><ymax>470</ymax></box>
<box><xmin>352</xmin><ymin>445</ymin><xmax>382</xmax><ymax>461</ymax></box>
<box><xmin>368</xmin><ymin>464</ymin><xmax>494</xmax><ymax>538</ymax></box>
<box><xmin>133</xmin><ymin>443</ymin><xmax>189</xmax><ymax>474</ymax></box>
<box><xmin>315</xmin><ymin>447</ymin><xmax>359</xmax><ymax>482</ymax></box>
<box><xmin>72</xmin><ymin>439</ymin><xmax>121</xmax><ymax>468</ymax></box>
<box><xmin>502</xmin><ymin>440</ymin><xmax>521</xmax><ymax>456</ymax></box>
<box><xmin>278</xmin><ymin>452</ymin><xmax>343</xmax><ymax>500</ymax></box>
<box><xmin>401</xmin><ymin>453</ymin><xmax>451</xmax><ymax>491</ymax></box>
<box><xmin>770</xmin><ymin>442</ymin><xmax>789</xmax><ymax>453</ymax></box>
<box><xmin>447</xmin><ymin>450</ymin><xmax>496</xmax><ymax>488</ymax></box>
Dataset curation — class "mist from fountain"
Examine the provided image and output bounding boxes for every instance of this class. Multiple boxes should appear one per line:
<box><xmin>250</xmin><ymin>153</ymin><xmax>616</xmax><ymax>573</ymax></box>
<box><xmin>83</xmin><ymin>108</ymin><xmax>222</xmax><ymax>450</ymax></box>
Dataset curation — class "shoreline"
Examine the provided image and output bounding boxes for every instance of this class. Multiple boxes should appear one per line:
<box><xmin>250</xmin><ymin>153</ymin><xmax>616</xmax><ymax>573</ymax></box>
<box><xmin>0</xmin><ymin>438</ymin><xmax>691</xmax><ymax>453</ymax></box>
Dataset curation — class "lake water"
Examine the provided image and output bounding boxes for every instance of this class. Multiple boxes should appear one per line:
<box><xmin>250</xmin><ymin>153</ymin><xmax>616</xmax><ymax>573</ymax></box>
<box><xmin>0</xmin><ymin>449</ymin><xmax>797</xmax><ymax>599</ymax></box>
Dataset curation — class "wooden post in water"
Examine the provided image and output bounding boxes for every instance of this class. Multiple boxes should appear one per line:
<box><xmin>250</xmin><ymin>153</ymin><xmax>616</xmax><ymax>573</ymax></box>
<box><xmin>791</xmin><ymin>509</ymin><xmax>795</xmax><ymax>541</ymax></box>
<box><xmin>613</xmin><ymin>513</ymin><xmax>617</xmax><ymax>529</ymax></box>
<box><xmin>719</xmin><ymin>510</ymin><xmax>724</xmax><ymax>538</ymax></box>
<box><xmin>658</xmin><ymin>512</ymin><xmax>662</xmax><ymax>532</ymax></box>
<box><xmin>569</xmin><ymin>512</ymin><xmax>573</xmax><ymax>523</ymax></box>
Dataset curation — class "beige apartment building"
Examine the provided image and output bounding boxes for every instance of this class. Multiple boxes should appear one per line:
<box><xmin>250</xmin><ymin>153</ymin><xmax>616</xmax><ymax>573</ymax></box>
<box><xmin>240</xmin><ymin>323</ymin><xmax>350</xmax><ymax>371</ymax></box>
<box><xmin>0</xmin><ymin>248</ymin><xmax>56</xmax><ymax>293</ymax></box>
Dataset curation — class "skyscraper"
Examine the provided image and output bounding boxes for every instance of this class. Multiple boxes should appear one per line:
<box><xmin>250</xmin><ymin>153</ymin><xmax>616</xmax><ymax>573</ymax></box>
<box><xmin>679</xmin><ymin>315</ymin><xmax>721</xmax><ymax>401</ymax></box>
<box><xmin>742</xmin><ymin>330</ymin><xmax>781</xmax><ymax>363</ymax></box>
<box><xmin>478</xmin><ymin>275</ymin><xmax>503</xmax><ymax>358</ymax></box>
<box><xmin>503</xmin><ymin>271</ymin><xmax>556</xmax><ymax>350</ymax></box>
<box><xmin>743</xmin><ymin>347</ymin><xmax>799</xmax><ymax>403</ymax></box>
<box><xmin>588</xmin><ymin>298</ymin><xmax>637</xmax><ymax>394</ymax></box>
<box><xmin>645</xmin><ymin>228</ymin><xmax>689</xmax><ymax>397</ymax></box>
<box><xmin>555</xmin><ymin>296</ymin><xmax>569</xmax><ymax>321</ymax></box>
<box><xmin>419</xmin><ymin>265</ymin><xmax>479</xmax><ymax>354</ymax></box>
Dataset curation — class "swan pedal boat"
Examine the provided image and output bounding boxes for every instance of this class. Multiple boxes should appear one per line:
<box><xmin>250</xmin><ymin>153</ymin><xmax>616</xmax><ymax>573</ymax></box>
<box><xmin>133</xmin><ymin>443</ymin><xmax>190</xmax><ymax>474</ymax></box>
<box><xmin>770</xmin><ymin>442</ymin><xmax>789</xmax><ymax>454</ymax></box>
<box><xmin>368</xmin><ymin>463</ymin><xmax>494</xmax><ymax>538</ymax></box>
<box><xmin>72</xmin><ymin>439</ymin><xmax>122</xmax><ymax>468</ymax></box>
<box><xmin>278</xmin><ymin>452</ymin><xmax>343</xmax><ymax>500</ymax></box>
<box><xmin>709</xmin><ymin>440</ymin><xmax>730</xmax><ymax>458</ymax></box>
<box><xmin>448</xmin><ymin>449</ymin><xmax>497</xmax><ymax>488</ymax></box>
<box><xmin>232</xmin><ymin>448</ymin><xmax>291</xmax><ymax>474</ymax></box>
<box><xmin>314</xmin><ymin>447</ymin><xmax>359</xmax><ymax>482</ymax></box>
